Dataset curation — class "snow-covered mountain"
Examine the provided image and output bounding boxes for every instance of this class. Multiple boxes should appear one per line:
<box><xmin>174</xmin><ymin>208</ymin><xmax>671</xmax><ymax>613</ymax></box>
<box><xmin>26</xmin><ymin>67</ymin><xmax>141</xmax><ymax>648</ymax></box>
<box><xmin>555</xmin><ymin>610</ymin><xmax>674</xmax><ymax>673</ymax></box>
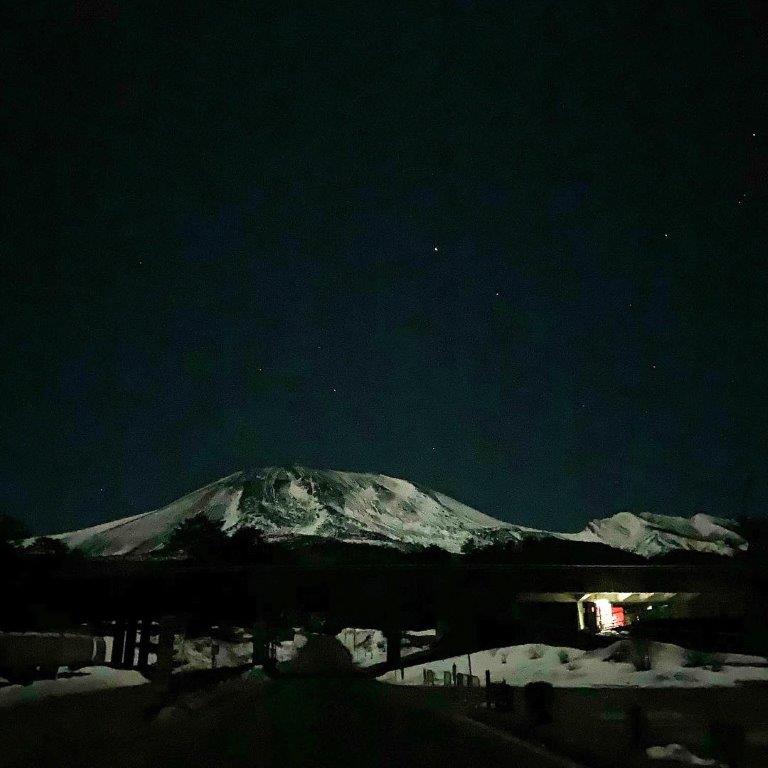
<box><xmin>43</xmin><ymin>465</ymin><xmax>747</xmax><ymax>558</ymax></box>
<box><xmin>560</xmin><ymin>511</ymin><xmax>748</xmax><ymax>558</ymax></box>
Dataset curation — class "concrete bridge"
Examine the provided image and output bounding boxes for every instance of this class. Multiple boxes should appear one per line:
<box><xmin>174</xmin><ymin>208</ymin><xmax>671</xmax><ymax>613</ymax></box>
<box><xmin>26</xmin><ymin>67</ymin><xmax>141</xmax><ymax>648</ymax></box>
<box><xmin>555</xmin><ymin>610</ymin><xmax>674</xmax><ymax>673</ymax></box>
<box><xmin>1</xmin><ymin>558</ymin><xmax>762</xmax><ymax>683</ymax></box>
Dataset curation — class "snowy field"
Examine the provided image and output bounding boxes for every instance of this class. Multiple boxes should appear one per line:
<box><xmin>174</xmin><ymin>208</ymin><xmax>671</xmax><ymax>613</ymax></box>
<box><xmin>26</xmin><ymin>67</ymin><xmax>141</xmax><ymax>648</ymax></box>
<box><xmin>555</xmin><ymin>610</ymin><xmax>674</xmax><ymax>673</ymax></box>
<box><xmin>378</xmin><ymin>641</ymin><xmax>768</xmax><ymax>688</ymax></box>
<box><xmin>4</xmin><ymin>633</ymin><xmax>766</xmax><ymax>709</ymax></box>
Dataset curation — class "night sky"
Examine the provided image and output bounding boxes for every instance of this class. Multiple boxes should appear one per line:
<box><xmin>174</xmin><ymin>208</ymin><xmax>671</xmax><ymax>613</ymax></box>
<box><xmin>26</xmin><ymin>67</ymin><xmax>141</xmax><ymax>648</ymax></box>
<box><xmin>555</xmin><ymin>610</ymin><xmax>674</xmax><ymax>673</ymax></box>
<box><xmin>3</xmin><ymin>2</ymin><xmax>767</xmax><ymax>535</ymax></box>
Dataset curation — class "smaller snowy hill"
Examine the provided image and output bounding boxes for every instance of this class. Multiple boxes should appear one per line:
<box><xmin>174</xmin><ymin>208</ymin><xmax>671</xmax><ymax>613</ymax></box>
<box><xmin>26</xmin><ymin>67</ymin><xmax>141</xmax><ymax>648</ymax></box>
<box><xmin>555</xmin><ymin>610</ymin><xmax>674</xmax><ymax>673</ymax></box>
<box><xmin>560</xmin><ymin>511</ymin><xmax>747</xmax><ymax>558</ymax></box>
<box><xmin>40</xmin><ymin>466</ymin><xmax>747</xmax><ymax>558</ymax></box>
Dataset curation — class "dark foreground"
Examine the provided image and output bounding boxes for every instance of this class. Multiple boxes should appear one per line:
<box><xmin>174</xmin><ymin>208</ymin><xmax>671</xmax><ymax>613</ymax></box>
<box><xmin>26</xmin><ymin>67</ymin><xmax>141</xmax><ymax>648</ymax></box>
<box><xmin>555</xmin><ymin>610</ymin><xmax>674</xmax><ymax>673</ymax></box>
<box><xmin>4</xmin><ymin>674</ymin><xmax>768</xmax><ymax>768</ymax></box>
<box><xmin>477</xmin><ymin>683</ymin><xmax>768</xmax><ymax>768</ymax></box>
<box><xmin>0</xmin><ymin>676</ymin><xmax>564</xmax><ymax>768</ymax></box>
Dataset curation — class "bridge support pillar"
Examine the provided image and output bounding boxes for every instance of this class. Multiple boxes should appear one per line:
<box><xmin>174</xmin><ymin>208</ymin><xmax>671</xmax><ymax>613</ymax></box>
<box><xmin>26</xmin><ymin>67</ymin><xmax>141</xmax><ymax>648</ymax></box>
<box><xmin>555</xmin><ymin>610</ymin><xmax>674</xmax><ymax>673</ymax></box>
<box><xmin>123</xmin><ymin>617</ymin><xmax>138</xmax><ymax>668</ymax></box>
<box><xmin>384</xmin><ymin>627</ymin><xmax>402</xmax><ymax>667</ymax></box>
<box><xmin>110</xmin><ymin>619</ymin><xmax>126</xmax><ymax>667</ymax></box>
<box><xmin>152</xmin><ymin>617</ymin><xmax>176</xmax><ymax>690</ymax></box>
<box><xmin>137</xmin><ymin>617</ymin><xmax>153</xmax><ymax>671</ymax></box>
<box><xmin>252</xmin><ymin>622</ymin><xmax>271</xmax><ymax>667</ymax></box>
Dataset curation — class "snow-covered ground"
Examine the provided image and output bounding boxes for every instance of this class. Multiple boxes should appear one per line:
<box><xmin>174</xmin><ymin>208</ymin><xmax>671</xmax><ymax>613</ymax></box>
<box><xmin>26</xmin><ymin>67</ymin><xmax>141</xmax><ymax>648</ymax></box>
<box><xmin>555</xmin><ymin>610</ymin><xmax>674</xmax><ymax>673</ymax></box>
<box><xmin>173</xmin><ymin>635</ymin><xmax>253</xmax><ymax>673</ymax></box>
<box><xmin>0</xmin><ymin>666</ymin><xmax>147</xmax><ymax>708</ymax></box>
<box><xmin>378</xmin><ymin>641</ymin><xmax>768</xmax><ymax>688</ymax></box>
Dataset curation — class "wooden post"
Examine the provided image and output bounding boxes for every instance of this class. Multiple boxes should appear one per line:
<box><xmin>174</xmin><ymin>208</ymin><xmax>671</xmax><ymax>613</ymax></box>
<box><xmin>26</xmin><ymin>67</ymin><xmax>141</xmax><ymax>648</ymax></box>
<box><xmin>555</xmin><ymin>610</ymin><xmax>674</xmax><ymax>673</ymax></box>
<box><xmin>485</xmin><ymin>670</ymin><xmax>491</xmax><ymax>708</ymax></box>
<box><xmin>452</xmin><ymin>662</ymin><xmax>457</xmax><ymax>685</ymax></box>
<box><xmin>467</xmin><ymin>653</ymin><xmax>472</xmax><ymax>677</ymax></box>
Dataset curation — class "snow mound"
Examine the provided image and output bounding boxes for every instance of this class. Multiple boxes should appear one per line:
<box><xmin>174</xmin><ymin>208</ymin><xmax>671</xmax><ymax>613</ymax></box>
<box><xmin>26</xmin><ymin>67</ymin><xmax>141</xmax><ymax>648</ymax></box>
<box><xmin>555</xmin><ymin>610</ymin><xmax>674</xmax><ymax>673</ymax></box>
<box><xmin>276</xmin><ymin>635</ymin><xmax>355</xmax><ymax>675</ymax></box>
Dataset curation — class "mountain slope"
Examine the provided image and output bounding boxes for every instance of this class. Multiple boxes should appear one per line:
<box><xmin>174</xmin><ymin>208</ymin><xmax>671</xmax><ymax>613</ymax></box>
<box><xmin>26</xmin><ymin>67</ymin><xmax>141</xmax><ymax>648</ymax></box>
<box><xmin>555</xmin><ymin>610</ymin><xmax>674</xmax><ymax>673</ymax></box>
<box><xmin>43</xmin><ymin>465</ymin><xmax>747</xmax><ymax>558</ymax></box>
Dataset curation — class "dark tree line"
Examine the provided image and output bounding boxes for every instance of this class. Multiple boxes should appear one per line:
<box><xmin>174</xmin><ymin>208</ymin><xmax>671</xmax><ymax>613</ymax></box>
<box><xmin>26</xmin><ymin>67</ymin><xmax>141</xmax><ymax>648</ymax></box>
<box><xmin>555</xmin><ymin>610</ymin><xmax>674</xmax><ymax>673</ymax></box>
<box><xmin>163</xmin><ymin>514</ymin><xmax>274</xmax><ymax>563</ymax></box>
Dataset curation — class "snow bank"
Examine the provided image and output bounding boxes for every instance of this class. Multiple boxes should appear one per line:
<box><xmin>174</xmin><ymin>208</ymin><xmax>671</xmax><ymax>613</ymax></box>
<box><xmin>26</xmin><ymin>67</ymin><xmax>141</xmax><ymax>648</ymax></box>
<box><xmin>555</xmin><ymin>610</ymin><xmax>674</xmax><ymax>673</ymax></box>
<box><xmin>0</xmin><ymin>667</ymin><xmax>147</xmax><ymax>708</ymax></box>
<box><xmin>378</xmin><ymin>641</ymin><xmax>768</xmax><ymax>688</ymax></box>
<box><xmin>646</xmin><ymin>744</ymin><xmax>724</xmax><ymax>766</ymax></box>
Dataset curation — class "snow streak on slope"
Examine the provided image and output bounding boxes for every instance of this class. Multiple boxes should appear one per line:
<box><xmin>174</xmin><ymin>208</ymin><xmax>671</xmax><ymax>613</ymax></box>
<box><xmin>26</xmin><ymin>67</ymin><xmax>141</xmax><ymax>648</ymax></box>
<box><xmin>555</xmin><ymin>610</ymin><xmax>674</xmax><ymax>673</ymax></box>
<box><xmin>43</xmin><ymin>466</ymin><xmax>747</xmax><ymax>558</ymax></box>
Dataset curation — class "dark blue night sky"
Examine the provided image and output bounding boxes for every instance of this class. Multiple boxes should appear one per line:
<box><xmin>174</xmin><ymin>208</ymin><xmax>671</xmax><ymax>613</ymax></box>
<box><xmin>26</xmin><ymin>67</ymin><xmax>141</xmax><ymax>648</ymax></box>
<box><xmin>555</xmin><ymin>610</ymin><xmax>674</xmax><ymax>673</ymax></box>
<box><xmin>3</xmin><ymin>1</ymin><xmax>767</xmax><ymax>534</ymax></box>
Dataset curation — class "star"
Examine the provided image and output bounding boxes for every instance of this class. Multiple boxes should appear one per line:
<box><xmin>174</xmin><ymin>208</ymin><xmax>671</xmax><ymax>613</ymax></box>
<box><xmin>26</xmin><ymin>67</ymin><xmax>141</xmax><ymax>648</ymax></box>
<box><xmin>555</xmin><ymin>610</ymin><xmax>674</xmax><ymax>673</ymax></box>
<box><xmin>664</xmin><ymin>233</ymin><xmax>669</xmax><ymax>238</ymax></box>
<box><xmin>433</xmin><ymin>246</ymin><xmax>439</xmax><ymax>252</ymax></box>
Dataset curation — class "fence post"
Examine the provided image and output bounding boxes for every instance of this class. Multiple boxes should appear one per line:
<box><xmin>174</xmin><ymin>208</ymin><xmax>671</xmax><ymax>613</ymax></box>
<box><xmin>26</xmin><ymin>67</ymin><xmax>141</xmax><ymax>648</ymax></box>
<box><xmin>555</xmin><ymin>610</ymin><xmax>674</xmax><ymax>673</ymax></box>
<box><xmin>452</xmin><ymin>662</ymin><xmax>457</xmax><ymax>685</ymax></box>
<box><xmin>485</xmin><ymin>670</ymin><xmax>491</xmax><ymax>708</ymax></box>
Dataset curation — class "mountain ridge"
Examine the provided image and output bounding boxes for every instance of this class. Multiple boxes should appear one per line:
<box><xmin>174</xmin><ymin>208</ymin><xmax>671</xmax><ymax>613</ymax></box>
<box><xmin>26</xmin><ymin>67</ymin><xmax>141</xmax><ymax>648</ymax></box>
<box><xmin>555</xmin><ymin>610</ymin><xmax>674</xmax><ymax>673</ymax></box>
<box><xmin>39</xmin><ymin>465</ymin><xmax>747</xmax><ymax>558</ymax></box>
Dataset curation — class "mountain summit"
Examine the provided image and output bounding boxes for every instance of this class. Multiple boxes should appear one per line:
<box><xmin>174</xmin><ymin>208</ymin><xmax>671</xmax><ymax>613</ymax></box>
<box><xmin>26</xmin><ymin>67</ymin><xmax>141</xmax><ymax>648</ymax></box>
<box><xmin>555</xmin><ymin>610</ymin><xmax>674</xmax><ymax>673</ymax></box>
<box><xmin>46</xmin><ymin>465</ymin><xmax>746</xmax><ymax>558</ymax></box>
